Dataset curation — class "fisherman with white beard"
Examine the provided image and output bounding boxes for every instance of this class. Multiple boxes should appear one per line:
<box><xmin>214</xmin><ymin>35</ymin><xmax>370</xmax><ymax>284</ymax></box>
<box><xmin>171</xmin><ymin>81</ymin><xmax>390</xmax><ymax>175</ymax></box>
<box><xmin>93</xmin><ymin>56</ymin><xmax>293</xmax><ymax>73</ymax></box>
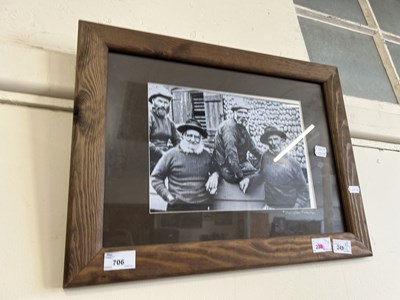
<box><xmin>151</xmin><ymin>118</ymin><xmax>219</xmax><ymax>212</ymax></box>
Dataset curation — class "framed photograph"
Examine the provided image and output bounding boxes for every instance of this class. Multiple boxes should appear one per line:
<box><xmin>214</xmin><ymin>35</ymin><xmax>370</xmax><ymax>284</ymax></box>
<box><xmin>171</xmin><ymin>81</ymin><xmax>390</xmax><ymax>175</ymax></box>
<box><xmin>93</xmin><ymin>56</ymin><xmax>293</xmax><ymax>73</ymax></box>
<box><xmin>64</xmin><ymin>21</ymin><xmax>372</xmax><ymax>288</ymax></box>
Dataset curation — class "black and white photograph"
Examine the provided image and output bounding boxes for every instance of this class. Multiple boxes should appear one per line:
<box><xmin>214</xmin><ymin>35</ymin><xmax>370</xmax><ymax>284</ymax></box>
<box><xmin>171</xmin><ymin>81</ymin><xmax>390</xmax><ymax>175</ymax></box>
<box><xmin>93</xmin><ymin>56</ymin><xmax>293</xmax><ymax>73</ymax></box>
<box><xmin>149</xmin><ymin>82</ymin><xmax>316</xmax><ymax>213</ymax></box>
<box><xmin>148</xmin><ymin>83</ymin><xmax>316</xmax><ymax>213</ymax></box>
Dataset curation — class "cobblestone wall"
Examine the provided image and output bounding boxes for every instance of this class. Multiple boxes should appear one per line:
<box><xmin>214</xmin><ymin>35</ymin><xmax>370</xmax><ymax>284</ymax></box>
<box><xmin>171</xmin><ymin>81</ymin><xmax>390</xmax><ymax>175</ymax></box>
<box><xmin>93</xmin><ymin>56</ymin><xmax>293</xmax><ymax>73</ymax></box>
<box><xmin>223</xmin><ymin>95</ymin><xmax>307</xmax><ymax>168</ymax></box>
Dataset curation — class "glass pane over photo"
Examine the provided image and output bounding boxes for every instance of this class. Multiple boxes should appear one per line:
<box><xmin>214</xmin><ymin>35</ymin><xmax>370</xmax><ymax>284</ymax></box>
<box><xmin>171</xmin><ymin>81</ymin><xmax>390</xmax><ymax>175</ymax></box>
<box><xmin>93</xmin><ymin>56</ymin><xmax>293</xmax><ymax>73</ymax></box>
<box><xmin>102</xmin><ymin>53</ymin><xmax>346</xmax><ymax>248</ymax></box>
<box><xmin>299</xmin><ymin>17</ymin><xmax>397</xmax><ymax>103</ymax></box>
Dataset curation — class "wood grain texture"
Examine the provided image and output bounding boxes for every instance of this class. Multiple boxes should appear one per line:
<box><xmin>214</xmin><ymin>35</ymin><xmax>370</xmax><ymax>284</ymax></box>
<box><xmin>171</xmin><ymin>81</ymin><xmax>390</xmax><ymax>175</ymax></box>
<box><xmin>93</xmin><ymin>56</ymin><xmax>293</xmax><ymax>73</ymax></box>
<box><xmin>64</xmin><ymin>22</ymin><xmax>108</xmax><ymax>287</ymax></box>
<box><xmin>323</xmin><ymin>72</ymin><xmax>371</xmax><ymax>251</ymax></box>
<box><xmin>63</xmin><ymin>21</ymin><xmax>372</xmax><ymax>288</ymax></box>
<box><xmin>92</xmin><ymin>22</ymin><xmax>335</xmax><ymax>84</ymax></box>
<box><xmin>66</xmin><ymin>232</ymin><xmax>369</xmax><ymax>287</ymax></box>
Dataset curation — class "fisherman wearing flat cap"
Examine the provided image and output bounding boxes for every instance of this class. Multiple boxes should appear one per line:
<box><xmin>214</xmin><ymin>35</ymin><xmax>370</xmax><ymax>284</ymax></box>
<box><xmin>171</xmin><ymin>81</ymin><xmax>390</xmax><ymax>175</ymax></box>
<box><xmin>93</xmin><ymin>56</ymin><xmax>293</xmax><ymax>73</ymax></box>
<box><xmin>211</xmin><ymin>99</ymin><xmax>263</xmax><ymax>183</ymax></box>
<box><xmin>151</xmin><ymin>118</ymin><xmax>219</xmax><ymax>212</ymax></box>
<box><xmin>149</xmin><ymin>85</ymin><xmax>180</xmax><ymax>173</ymax></box>
<box><xmin>239</xmin><ymin>126</ymin><xmax>310</xmax><ymax>209</ymax></box>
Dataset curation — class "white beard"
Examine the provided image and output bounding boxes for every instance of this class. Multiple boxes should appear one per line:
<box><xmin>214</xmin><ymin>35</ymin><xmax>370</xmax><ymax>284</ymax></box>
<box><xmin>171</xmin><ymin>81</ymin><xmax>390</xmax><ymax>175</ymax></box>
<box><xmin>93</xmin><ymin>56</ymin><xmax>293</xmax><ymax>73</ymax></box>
<box><xmin>179</xmin><ymin>139</ymin><xmax>204</xmax><ymax>155</ymax></box>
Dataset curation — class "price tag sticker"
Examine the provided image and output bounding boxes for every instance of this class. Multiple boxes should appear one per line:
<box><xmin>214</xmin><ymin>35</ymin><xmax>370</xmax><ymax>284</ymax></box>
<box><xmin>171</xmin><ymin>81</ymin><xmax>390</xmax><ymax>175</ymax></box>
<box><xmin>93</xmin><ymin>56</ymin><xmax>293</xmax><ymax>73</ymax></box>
<box><xmin>333</xmin><ymin>239</ymin><xmax>352</xmax><ymax>254</ymax></box>
<box><xmin>348</xmin><ymin>186</ymin><xmax>360</xmax><ymax>194</ymax></box>
<box><xmin>314</xmin><ymin>145</ymin><xmax>327</xmax><ymax>158</ymax></box>
<box><xmin>311</xmin><ymin>237</ymin><xmax>332</xmax><ymax>253</ymax></box>
<box><xmin>104</xmin><ymin>250</ymin><xmax>136</xmax><ymax>271</ymax></box>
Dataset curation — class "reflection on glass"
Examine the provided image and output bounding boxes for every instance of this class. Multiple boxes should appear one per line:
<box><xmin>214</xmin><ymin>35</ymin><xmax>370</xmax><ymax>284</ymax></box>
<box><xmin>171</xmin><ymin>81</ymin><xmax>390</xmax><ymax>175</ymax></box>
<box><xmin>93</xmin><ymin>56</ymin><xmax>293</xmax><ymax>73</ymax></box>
<box><xmin>294</xmin><ymin>0</ymin><xmax>366</xmax><ymax>24</ymax></box>
<box><xmin>299</xmin><ymin>17</ymin><xmax>397</xmax><ymax>103</ymax></box>
<box><xmin>103</xmin><ymin>206</ymin><xmax>340</xmax><ymax>247</ymax></box>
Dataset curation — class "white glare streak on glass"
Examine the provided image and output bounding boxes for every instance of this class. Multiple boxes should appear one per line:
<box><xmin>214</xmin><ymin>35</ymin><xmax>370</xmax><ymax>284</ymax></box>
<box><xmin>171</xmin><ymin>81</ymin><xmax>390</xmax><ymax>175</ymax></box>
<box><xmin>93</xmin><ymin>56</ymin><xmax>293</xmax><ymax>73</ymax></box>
<box><xmin>273</xmin><ymin>124</ymin><xmax>315</xmax><ymax>162</ymax></box>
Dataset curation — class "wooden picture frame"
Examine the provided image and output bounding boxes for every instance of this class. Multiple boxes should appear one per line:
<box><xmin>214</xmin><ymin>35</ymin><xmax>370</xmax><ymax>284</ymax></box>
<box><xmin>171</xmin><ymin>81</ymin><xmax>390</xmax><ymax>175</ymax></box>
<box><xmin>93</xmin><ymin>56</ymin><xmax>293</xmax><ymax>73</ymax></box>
<box><xmin>63</xmin><ymin>20</ymin><xmax>372</xmax><ymax>288</ymax></box>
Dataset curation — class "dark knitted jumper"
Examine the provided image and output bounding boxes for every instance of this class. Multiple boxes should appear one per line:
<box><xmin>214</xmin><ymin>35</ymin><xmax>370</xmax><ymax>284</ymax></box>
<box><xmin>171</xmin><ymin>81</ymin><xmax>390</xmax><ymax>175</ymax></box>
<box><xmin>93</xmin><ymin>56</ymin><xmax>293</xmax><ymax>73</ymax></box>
<box><xmin>151</xmin><ymin>146</ymin><xmax>212</xmax><ymax>204</ymax></box>
<box><xmin>249</xmin><ymin>151</ymin><xmax>310</xmax><ymax>208</ymax></box>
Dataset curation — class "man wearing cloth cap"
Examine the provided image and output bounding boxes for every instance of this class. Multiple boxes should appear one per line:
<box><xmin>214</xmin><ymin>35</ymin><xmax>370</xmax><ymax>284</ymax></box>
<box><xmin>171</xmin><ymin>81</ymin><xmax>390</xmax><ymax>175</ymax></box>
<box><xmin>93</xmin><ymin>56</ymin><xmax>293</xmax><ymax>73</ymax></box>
<box><xmin>239</xmin><ymin>126</ymin><xmax>310</xmax><ymax>209</ymax></box>
<box><xmin>151</xmin><ymin>118</ymin><xmax>219</xmax><ymax>212</ymax></box>
<box><xmin>149</xmin><ymin>84</ymin><xmax>180</xmax><ymax>173</ymax></box>
<box><xmin>212</xmin><ymin>99</ymin><xmax>263</xmax><ymax>183</ymax></box>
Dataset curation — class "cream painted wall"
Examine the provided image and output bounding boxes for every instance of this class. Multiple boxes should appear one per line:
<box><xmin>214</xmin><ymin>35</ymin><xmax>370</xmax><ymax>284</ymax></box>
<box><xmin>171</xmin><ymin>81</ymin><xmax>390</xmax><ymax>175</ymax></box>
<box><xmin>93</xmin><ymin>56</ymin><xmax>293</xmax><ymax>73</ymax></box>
<box><xmin>1</xmin><ymin>0</ymin><xmax>400</xmax><ymax>299</ymax></box>
<box><xmin>0</xmin><ymin>0</ymin><xmax>308</xmax><ymax>99</ymax></box>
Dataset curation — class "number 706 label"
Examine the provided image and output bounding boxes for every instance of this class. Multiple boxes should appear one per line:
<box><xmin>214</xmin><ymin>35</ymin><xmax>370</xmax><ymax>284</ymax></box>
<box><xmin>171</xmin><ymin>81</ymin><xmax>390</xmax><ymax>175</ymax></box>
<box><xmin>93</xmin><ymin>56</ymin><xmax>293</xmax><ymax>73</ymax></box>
<box><xmin>104</xmin><ymin>250</ymin><xmax>136</xmax><ymax>271</ymax></box>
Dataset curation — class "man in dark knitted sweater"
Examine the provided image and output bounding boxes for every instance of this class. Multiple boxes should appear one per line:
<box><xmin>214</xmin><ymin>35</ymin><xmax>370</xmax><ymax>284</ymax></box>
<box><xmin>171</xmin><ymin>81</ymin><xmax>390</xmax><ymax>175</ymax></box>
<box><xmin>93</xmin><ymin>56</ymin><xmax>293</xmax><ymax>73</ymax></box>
<box><xmin>239</xmin><ymin>126</ymin><xmax>310</xmax><ymax>209</ymax></box>
<box><xmin>212</xmin><ymin>99</ymin><xmax>263</xmax><ymax>183</ymax></box>
<box><xmin>151</xmin><ymin>119</ymin><xmax>219</xmax><ymax>212</ymax></box>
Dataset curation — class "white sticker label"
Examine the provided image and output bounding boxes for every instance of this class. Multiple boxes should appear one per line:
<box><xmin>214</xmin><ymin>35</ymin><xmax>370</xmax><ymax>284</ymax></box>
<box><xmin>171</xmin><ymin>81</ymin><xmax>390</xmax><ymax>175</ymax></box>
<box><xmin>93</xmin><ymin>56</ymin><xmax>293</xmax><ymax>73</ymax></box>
<box><xmin>333</xmin><ymin>239</ymin><xmax>352</xmax><ymax>254</ymax></box>
<box><xmin>104</xmin><ymin>250</ymin><xmax>136</xmax><ymax>271</ymax></box>
<box><xmin>314</xmin><ymin>145</ymin><xmax>327</xmax><ymax>158</ymax></box>
<box><xmin>348</xmin><ymin>186</ymin><xmax>360</xmax><ymax>194</ymax></box>
<box><xmin>311</xmin><ymin>237</ymin><xmax>332</xmax><ymax>253</ymax></box>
